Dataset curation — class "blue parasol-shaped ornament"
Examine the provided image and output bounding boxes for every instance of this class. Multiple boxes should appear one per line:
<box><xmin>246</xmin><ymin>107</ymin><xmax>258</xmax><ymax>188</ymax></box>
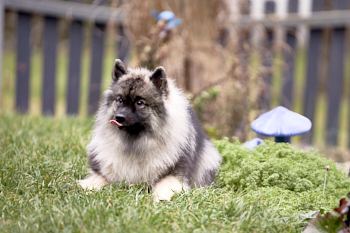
<box><xmin>151</xmin><ymin>10</ymin><xmax>182</xmax><ymax>29</ymax></box>
<box><xmin>251</xmin><ymin>106</ymin><xmax>312</xmax><ymax>143</ymax></box>
<box><xmin>243</xmin><ymin>138</ymin><xmax>265</xmax><ymax>151</ymax></box>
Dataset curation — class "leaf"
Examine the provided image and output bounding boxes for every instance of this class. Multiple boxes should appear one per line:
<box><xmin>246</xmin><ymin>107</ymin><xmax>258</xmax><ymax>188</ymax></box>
<box><xmin>303</xmin><ymin>213</ymin><xmax>343</xmax><ymax>233</ymax></box>
<box><xmin>319</xmin><ymin>207</ymin><xmax>327</xmax><ymax>215</ymax></box>
<box><xmin>334</xmin><ymin>198</ymin><xmax>348</xmax><ymax>214</ymax></box>
<box><xmin>300</xmin><ymin>211</ymin><xmax>319</xmax><ymax>221</ymax></box>
<box><xmin>333</xmin><ymin>194</ymin><xmax>350</xmax><ymax>227</ymax></box>
<box><xmin>303</xmin><ymin>194</ymin><xmax>350</xmax><ymax>233</ymax></box>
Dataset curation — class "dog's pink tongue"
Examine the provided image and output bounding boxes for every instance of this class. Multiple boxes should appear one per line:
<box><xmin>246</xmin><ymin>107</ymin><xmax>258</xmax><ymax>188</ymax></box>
<box><xmin>110</xmin><ymin>120</ymin><xmax>123</xmax><ymax>127</ymax></box>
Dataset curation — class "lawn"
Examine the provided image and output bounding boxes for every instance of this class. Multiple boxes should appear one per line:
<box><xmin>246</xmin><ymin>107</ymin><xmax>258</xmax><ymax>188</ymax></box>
<box><xmin>0</xmin><ymin>112</ymin><xmax>349</xmax><ymax>232</ymax></box>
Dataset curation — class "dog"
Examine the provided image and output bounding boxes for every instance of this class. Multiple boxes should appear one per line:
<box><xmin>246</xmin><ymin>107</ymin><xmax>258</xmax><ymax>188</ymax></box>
<box><xmin>79</xmin><ymin>59</ymin><xmax>222</xmax><ymax>201</ymax></box>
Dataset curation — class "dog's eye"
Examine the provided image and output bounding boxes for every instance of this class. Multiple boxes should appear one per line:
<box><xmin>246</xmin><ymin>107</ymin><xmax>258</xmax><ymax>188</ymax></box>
<box><xmin>117</xmin><ymin>98</ymin><xmax>123</xmax><ymax>104</ymax></box>
<box><xmin>136</xmin><ymin>100</ymin><xmax>144</xmax><ymax>106</ymax></box>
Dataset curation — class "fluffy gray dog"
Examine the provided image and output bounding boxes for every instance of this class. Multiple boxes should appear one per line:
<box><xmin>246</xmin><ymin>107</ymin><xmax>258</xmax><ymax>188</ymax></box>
<box><xmin>79</xmin><ymin>59</ymin><xmax>221</xmax><ymax>201</ymax></box>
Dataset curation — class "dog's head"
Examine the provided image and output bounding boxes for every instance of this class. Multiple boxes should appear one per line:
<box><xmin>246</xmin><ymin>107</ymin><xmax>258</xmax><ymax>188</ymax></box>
<box><xmin>103</xmin><ymin>59</ymin><xmax>168</xmax><ymax>135</ymax></box>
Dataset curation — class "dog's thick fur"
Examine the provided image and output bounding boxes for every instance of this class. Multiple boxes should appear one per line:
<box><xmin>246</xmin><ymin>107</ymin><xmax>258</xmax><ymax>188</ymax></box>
<box><xmin>79</xmin><ymin>59</ymin><xmax>221</xmax><ymax>201</ymax></box>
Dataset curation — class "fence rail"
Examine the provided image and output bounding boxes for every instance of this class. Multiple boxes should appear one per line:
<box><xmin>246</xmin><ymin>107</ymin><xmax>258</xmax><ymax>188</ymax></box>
<box><xmin>4</xmin><ymin>0</ymin><xmax>124</xmax><ymax>24</ymax></box>
<box><xmin>240</xmin><ymin>10</ymin><xmax>350</xmax><ymax>28</ymax></box>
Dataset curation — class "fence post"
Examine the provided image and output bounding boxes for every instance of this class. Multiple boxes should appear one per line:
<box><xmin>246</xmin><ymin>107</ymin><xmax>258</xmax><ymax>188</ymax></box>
<box><xmin>326</xmin><ymin>26</ymin><xmax>346</xmax><ymax>145</ymax></box>
<box><xmin>258</xmin><ymin>0</ymin><xmax>274</xmax><ymax>111</ymax></box>
<box><xmin>42</xmin><ymin>16</ymin><xmax>59</xmax><ymax>115</ymax></box>
<box><xmin>281</xmin><ymin>0</ymin><xmax>298</xmax><ymax>109</ymax></box>
<box><xmin>66</xmin><ymin>0</ymin><xmax>84</xmax><ymax>115</ymax></box>
<box><xmin>288</xmin><ymin>0</ymin><xmax>298</xmax><ymax>13</ymax></box>
<box><xmin>16</xmin><ymin>12</ymin><xmax>32</xmax><ymax>113</ymax></box>
<box><xmin>0</xmin><ymin>0</ymin><xmax>4</xmax><ymax>108</ymax></box>
<box><xmin>66</xmin><ymin>19</ymin><xmax>83</xmax><ymax>115</ymax></box>
<box><xmin>260</xmin><ymin>32</ymin><xmax>273</xmax><ymax>111</ymax></box>
<box><xmin>116</xmin><ymin>0</ymin><xmax>129</xmax><ymax>63</ymax></box>
<box><xmin>87</xmin><ymin>0</ymin><xmax>109</xmax><ymax>115</ymax></box>
<box><xmin>302</xmin><ymin>0</ymin><xmax>326</xmax><ymax>144</ymax></box>
<box><xmin>281</xmin><ymin>32</ymin><xmax>296</xmax><ymax>109</ymax></box>
<box><xmin>117</xmin><ymin>24</ymin><xmax>129</xmax><ymax>64</ymax></box>
<box><xmin>325</xmin><ymin>0</ymin><xmax>349</xmax><ymax>145</ymax></box>
<box><xmin>88</xmin><ymin>22</ymin><xmax>106</xmax><ymax>115</ymax></box>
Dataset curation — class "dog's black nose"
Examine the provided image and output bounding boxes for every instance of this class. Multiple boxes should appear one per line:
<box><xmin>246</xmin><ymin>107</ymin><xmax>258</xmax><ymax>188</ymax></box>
<box><xmin>115</xmin><ymin>114</ymin><xmax>126</xmax><ymax>123</ymax></box>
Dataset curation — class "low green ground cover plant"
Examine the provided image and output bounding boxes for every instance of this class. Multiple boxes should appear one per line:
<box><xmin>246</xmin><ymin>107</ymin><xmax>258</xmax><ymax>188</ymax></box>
<box><xmin>0</xmin><ymin>112</ymin><xmax>349</xmax><ymax>232</ymax></box>
<box><xmin>216</xmin><ymin>138</ymin><xmax>350</xmax><ymax>196</ymax></box>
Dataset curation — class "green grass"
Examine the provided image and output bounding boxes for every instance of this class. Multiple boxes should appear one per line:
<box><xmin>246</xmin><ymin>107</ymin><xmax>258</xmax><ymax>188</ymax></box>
<box><xmin>1</xmin><ymin>112</ymin><xmax>349</xmax><ymax>232</ymax></box>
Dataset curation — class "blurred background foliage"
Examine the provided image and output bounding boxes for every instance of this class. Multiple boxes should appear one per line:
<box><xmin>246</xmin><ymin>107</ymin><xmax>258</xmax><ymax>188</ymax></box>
<box><xmin>126</xmin><ymin>0</ymin><xmax>267</xmax><ymax>142</ymax></box>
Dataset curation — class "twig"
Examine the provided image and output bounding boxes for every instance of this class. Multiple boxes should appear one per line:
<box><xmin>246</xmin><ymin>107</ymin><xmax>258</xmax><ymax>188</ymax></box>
<box><xmin>191</xmin><ymin>76</ymin><xmax>230</xmax><ymax>101</ymax></box>
<box><xmin>323</xmin><ymin>166</ymin><xmax>330</xmax><ymax>194</ymax></box>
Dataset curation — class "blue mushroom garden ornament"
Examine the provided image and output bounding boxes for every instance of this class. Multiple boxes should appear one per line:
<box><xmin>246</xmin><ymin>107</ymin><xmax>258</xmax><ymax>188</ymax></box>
<box><xmin>152</xmin><ymin>10</ymin><xmax>182</xmax><ymax>29</ymax></box>
<box><xmin>243</xmin><ymin>138</ymin><xmax>265</xmax><ymax>151</ymax></box>
<box><xmin>155</xmin><ymin>11</ymin><xmax>175</xmax><ymax>22</ymax></box>
<box><xmin>251</xmin><ymin>106</ymin><xmax>312</xmax><ymax>143</ymax></box>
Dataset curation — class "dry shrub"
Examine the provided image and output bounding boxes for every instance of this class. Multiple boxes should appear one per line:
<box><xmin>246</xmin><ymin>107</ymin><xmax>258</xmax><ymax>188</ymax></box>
<box><xmin>125</xmin><ymin>0</ymin><xmax>268</xmax><ymax>141</ymax></box>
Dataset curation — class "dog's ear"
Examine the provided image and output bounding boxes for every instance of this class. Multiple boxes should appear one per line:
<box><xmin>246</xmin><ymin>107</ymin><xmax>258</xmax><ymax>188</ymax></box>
<box><xmin>150</xmin><ymin>66</ymin><xmax>168</xmax><ymax>95</ymax></box>
<box><xmin>112</xmin><ymin>59</ymin><xmax>127</xmax><ymax>81</ymax></box>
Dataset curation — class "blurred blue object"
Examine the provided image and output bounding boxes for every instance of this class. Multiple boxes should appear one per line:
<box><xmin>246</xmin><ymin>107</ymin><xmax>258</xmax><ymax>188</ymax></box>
<box><xmin>151</xmin><ymin>10</ymin><xmax>181</xmax><ymax>29</ymax></box>
<box><xmin>251</xmin><ymin>106</ymin><xmax>312</xmax><ymax>143</ymax></box>
<box><xmin>167</xmin><ymin>18</ymin><xmax>182</xmax><ymax>29</ymax></box>
<box><xmin>158</xmin><ymin>11</ymin><xmax>175</xmax><ymax>22</ymax></box>
<box><xmin>243</xmin><ymin>138</ymin><xmax>264</xmax><ymax>151</ymax></box>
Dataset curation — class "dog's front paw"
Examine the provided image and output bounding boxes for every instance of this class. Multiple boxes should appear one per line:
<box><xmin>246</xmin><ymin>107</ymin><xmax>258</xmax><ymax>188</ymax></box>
<box><xmin>153</xmin><ymin>190</ymin><xmax>173</xmax><ymax>202</ymax></box>
<box><xmin>78</xmin><ymin>173</ymin><xmax>108</xmax><ymax>190</ymax></box>
<box><xmin>153</xmin><ymin>176</ymin><xmax>187</xmax><ymax>202</ymax></box>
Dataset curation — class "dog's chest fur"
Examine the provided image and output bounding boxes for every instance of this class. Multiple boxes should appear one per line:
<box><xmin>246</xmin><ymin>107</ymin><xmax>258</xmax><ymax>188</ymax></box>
<box><xmin>89</xmin><ymin>131</ymin><xmax>187</xmax><ymax>184</ymax></box>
